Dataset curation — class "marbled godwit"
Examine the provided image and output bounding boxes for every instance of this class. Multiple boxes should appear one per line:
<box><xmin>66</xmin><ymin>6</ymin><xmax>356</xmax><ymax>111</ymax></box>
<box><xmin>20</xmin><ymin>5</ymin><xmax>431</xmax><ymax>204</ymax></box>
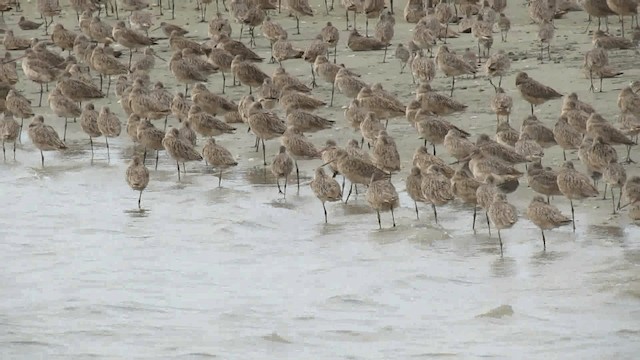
<box><xmin>182</xmin><ymin>48</ymin><xmax>219</xmax><ymax>77</ymax></box>
<box><xmin>203</xmin><ymin>137</ymin><xmax>238</xmax><ymax>186</ymax></box>
<box><xmin>258</xmin><ymin>78</ymin><xmax>279</xmax><ymax>110</ymax></box>
<box><xmin>153</xmin><ymin>21</ymin><xmax>188</xmax><ymax>37</ymax></box>
<box><xmin>527</xmin><ymin>195</ymin><xmax>571</xmax><ymax>250</ymax></box>
<box><xmin>27</xmin><ymin>115</ymin><xmax>67</xmax><ymax>167</ymax></box>
<box><xmin>136</xmin><ymin>118</ymin><xmax>164</xmax><ymax>168</ymax></box>
<box><xmin>1</xmin><ymin>112</ymin><xmax>20</xmax><ymax>160</ymax></box>
<box><xmin>187</xmin><ymin>105</ymin><xmax>236</xmax><ymax>138</ymax></box>
<box><xmin>412</xmin><ymin>21</ymin><xmax>437</xmax><ymax>57</ymax></box>
<box><xmin>216</xmin><ymin>33</ymin><xmax>263</xmax><ymax>62</ymax></box>
<box><xmin>272</xmin><ymin>35</ymin><xmax>304</xmax><ymax>66</ymax></box>
<box><xmin>359</xmin><ymin>111</ymin><xmax>384</xmax><ymax>148</ymax></box>
<box><xmin>434</xmin><ymin>0</ymin><xmax>454</xmax><ymax>43</ymax></box>
<box><xmin>126</xmin><ymin>155</ymin><xmax>149</xmax><ymax>209</ymax></box>
<box><xmin>415</xmin><ymin>111</ymin><xmax>469</xmax><ymax>155</ymax></box>
<box><xmin>126</xmin><ymin>113</ymin><xmax>140</xmax><ymax>143</ymax></box>
<box><xmin>89</xmin><ymin>16</ymin><xmax>113</xmax><ymax>43</ymax></box>
<box><xmin>208</xmin><ymin>12</ymin><xmax>231</xmax><ymax>38</ymax></box>
<box><xmin>622</xmin><ymin>176</ymin><xmax>640</xmax><ymax>208</ymax></box>
<box><xmin>128</xmin><ymin>79</ymin><xmax>171</xmax><ymax>121</ymax></box>
<box><xmin>410</xmin><ymin>52</ymin><xmax>436</xmax><ymax>84</ymax></box>
<box><xmin>586</xmin><ymin>113</ymin><xmax>635</xmax><ymax>163</ymax></box>
<box><xmin>231</xmin><ymin>55</ymin><xmax>269</xmax><ymax>95</ymax></box>
<box><xmin>557</xmin><ymin>161</ymin><xmax>599</xmax><ymax>230</ymax></box>
<box><xmin>366</xmin><ymin>172</ymin><xmax>399</xmax><ymax>229</ymax></box>
<box><xmin>515</xmin><ymin>132</ymin><xmax>544</xmax><ymax>162</ymax></box>
<box><xmin>207</xmin><ymin>48</ymin><xmax>234</xmax><ymax>93</ymax></box>
<box><xmin>3</xmin><ymin>30</ymin><xmax>31</xmax><ymax>51</ymax></box>
<box><xmin>281</xmin><ymin>126</ymin><xmax>321</xmax><ymax>190</ymax></box>
<box><xmin>405</xmin><ymin>100</ymin><xmax>422</xmax><ymax>128</ymax></box>
<box><xmin>169</xmin><ymin>31</ymin><xmax>204</xmax><ymax>55</ymax></box>
<box><xmin>537</xmin><ymin>19</ymin><xmax>554</xmax><ymax>63</ymax></box>
<box><xmin>413</xmin><ymin>145</ymin><xmax>454</xmax><ymax>179</ymax></box>
<box><xmin>475</xmin><ymin>134</ymin><xmax>528</xmax><ymax>164</ymax></box>
<box><xmin>497</xmin><ymin>13</ymin><xmax>511</xmax><ymax>41</ymax></box>
<box><xmin>406</xmin><ymin>166</ymin><xmax>426</xmax><ymax>219</ymax></box>
<box><xmin>345</xmin><ymin>98</ymin><xmax>367</xmax><ymax>131</ymax></box>
<box><xmin>48</xmin><ymin>88</ymin><xmax>81</xmax><ymax>141</ymax></box>
<box><xmin>563</xmin><ymin>92</ymin><xmax>597</xmax><ymax>115</ymax></box>
<box><xmin>271</xmin><ymin>145</ymin><xmax>294</xmax><ymax>195</ymax></box>
<box><xmin>79</xmin><ymin>103</ymin><xmax>101</xmax><ymax>157</ymax></box>
<box><xmin>372</xmin><ymin>130</ymin><xmax>400</xmax><ymax>173</ymax></box>
<box><xmin>129</xmin><ymin>10</ymin><xmax>154</xmax><ymax>34</ymax></box>
<box><xmin>272</xmin><ymin>67</ymin><xmax>312</xmax><ymax>93</ymax></box>
<box><xmin>356</xmin><ymin>86</ymin><xmax>404</xmax><ymax>125</ymax></box>
<box><xmin>240</xmin><ymin>4</ymin><xmax>267</xmax><ymax>47</ymax></box>
<box><xmin>348</xmin><ymin>29</ymin><xmax>386</xmax><ymax>51</ymax></box>
<box><xmin>169</xmin><ymin>51</ymin><xmax>208</xmax><ymax>96</ymax></box>
<box><xmin>603</xmin><ymin>159</ymin><xmax>626</xmax><ymax>212</ymax></box>
<box><xmin>460</xmin><ymin>147</ymin><xmax>524</xmax><ymax>184</ymax></box>
<box><xmin>451</xmin><ymin>167</ymin><xmax>483</xmax><ymax>229</ymax></box>
<box><xmin>248</xmin><ymin>101</ymin><xmax>286</xmax><ymax>165</ymax></box>
<box><xmin>416</xmin><ymin>84</ymin><xmax>467</xmax><ymax>115</ymax></box>
<box><xmin>51</xmin><ymin>24</ymin><xmax>77</xmax><ymax>55</ymax></box>
<box><xmin>491</xmin><ymin>87</ymin><xmax>512</xmax><ymax>123</ymax></box>
<box><xmin>374</xmin><ymin>11</ymin><xmax>395</xmax><ymax>62</ymax></box>
<box><xmin>605</xmin><ymin>0</ymin><xmax>637</xmax><ymax>37</ymax></box>
<box><xmin>310</xmin><ymin>166</ymin><xmax>343</xmax><ymax>223</ymax></box>
<box><xmin>334</xmin><ymin>67</ymin><xmax>367</xmax><ymax>101</ymax></box>
<box><xmin>516</xmin><ymin>72</ymin><xmax>563</xmax><ymax>114</ymax></box>
<box><xmin>587</xmin><ymin>135</ymin><xmax>618</xmax><ymax>180</ymax></box>
<box><xmin>488</xmin><ymin>193</ymin><xmax>517</xmax><ymax>255</ymax></box>
<box><xmin>320</xmin><ymin>139</ymin><xmax>343</xmax><ymax>181</ymax></box>
<box><xmin>496</xmin><ymin>121</ymin><xmax>519</xmax><ymax>148</ymax></box>
<box><xmin>553</xmin><ymin>115</ymin><xmax>582</xmax><ymax>160</ymax></box>
<box><xmin>582</xmin><ymin>0</ymin><xmax>615</xmax><ymax>32</ymax></box>
<box><xmin>403</xmin><ymin>0</ymin><xmax>425</xmax><ymax>23</ymax></box>
<box><xmin>279</xmin><ymin>86</ymin><xmax>326</xmax><ymax>113</ymax></box>
<box><xmin>302</xmin><ymin>35</ymin><xmax>330</xmax><ymax>87</ymax></box>
<box><xmin>321</xmin><ymin>22</ymin><xmax>340</xmax><ymax>63</ymax></box>
<box><xmin>286</xmin><ymin>110</ymin><xmax>334</xmax><ymax>133</ymax></box>
<box><xmin>162</xmin><ymin>127</ymin><xmax>202</xmax><ymax>181</ymax></box>
<box><xmin>91</xmin><ymin>45</ymin><xmax>128</xmax><ymax>94</ymax></box>
<box><xmin>130</xmin><ymin>47</ymin><xmax>164</xmax><ymax>75</ymax></box>
<box><xmin>56</xmin><ymin>72</ymin><xmax>105</xmax><ymax>104</ymax></box>
<box><xmin>476</xmin><ymin>175</ymin><xmax>500</xmax><ymax>234</ymax></box>
<box><xmin>421</xmin><ymin>164</ymin><xmax>455</xmax><ymax>224</ymax></box>
<box><xmin>592</xmin><ymin>30</ymin><xmax>636</xmax><ymax>49</ymax></box>
<box><xmin>618</xmin><ymin>86</ymin><xmax>640</xmax><ymax>116</ymax></box>
<box><xmin>394</xmin><ymin>43</ymin><xmax>410</xmax><ymax>73</ymax></box>
<box><xmin>527</xmin><ymin>161</ymin><xmax>561</xmax><ymax>205</ymax></box>
<box><xmin>5</xmin><ymin>90</ymin><xmax>33</xmax><ymax>142</ymax></box>
<box><xmin>444</xmin><ymin>128</ymin><xmax>476</xmax><ymax>161</ymax></box>
<box><xmin>484</xmin><ymin>50</ymin><xmax>510</xmax><ymax>89</ymax></box>
<box><xmin>287</xmin><ymin>0</ymin><xmax>314</xmax><ymax>34</ymax></box>
<box><xmin>21</xmin><ymin>49</ymin><xmax>61</xmax><ymax>107</ymax></box>
<box><xmin>97</xmin><ymin>106</ymin><xmax>121</xmax><ymax>161</ymax></box>
<box><xmin>471</xmin><ymin>13</ymin><xmax>493</xmax><ymax>59</ymax></box>
<box><xmin>262</xmin><ymin>17</ymin><xmax>288</xmax><ymax>63</ymax></box>
<box><xmin>584</xmin><ymin>45</ymin><xmax>609</xmax><ymax>92</ymax></box>
<box><xmin>18</xmin><ymin>16</ymin><xmax>44</xmax><ymax>31</ymax></box>
<box><xmin>190</xmin><ymin>87</ymin><xmax>235</xmax><ymax>120</ymax></box>
<box><xmin>178</xmin><ymin>120</ymin><xmax>197</xmax><ymax>148</ymax></box>
<box><xmin>0</xmin><ymin>53</ymin><xmax>18</xmax><ymax>86</ymax></box>
<box><xmin>335</xmin><ymin>150</ymin><xmax>385</xmax><ymax>203</ymax></box>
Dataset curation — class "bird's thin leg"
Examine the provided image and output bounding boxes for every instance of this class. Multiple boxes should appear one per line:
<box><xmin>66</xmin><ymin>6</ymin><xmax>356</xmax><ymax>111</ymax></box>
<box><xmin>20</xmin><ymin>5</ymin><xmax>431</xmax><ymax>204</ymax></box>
<box><xmin>541</xmin><ymin>230</ymin><xmax>546</xmax><ymax>251</ymax></box>
<box><xmin>486</xmin><ymin>211</ymin><xmax>491</xmax><ymax>236</ymax></box>
<box><xmin>432</xmin><ymin>204</ymin><xmax>438</xmax><ymax>223</ymax></box>
<box><xmin>105</xmin><ymin>137</ymin><xmax>110</xmax><ymax>161</ymax></box>
<box><xmin>498</xmin><ymin>230</ymin><xmax>503</xmax><ymax>256</ymax></box>
<box><xmin>2</xmin><ymin>140</ymin><xmax>5</xmax><ymax>161</ymax></box>
<box><xmin>276</xmin><ymin>177</ymin><xmax>283</xmax><ymax>194</ymax></box>
<box><xmin>345</xmin><ymin>183</ymin><xmax>353</xmax><ymax>203</ymax></box>
<box><xmin>450</xmin><ymin>76</ymin><xmax>455</xmax><ymax>97</ymax></box>
<box><xmin>284</xmin><ymin>175</ymin><xmax>288</xmax><ymax>196</ymax></box>
<box><xmin>295</xmin><ymin>160</ymin><xmax>300</xmax><ymax>191</ymax></box>
<box><xmin>330</xmin><ymin>81</ymin><xmax>335</xmax><ymax>106</ymax></box>
<box><xmin>323</xmin><ymin>202</ymin><xmax>328</xmax><ymax>223</ymax></box>
<box><xmin>414</xmin><ymin>201</ymin><xmax>419</xmax><ymax>220</ymax></box>
<box><xmin>40</xmin><ymin>150</ymin><xmax>44</xmax><ymax>167</ymax></box>
<box><xmin>218</xmin><ymin>168</ymin><xmax>223</xmax><ymax>187</ymax></box>
<box><xmin>611</xmin><ymin>186</ymin><xmax>616</xmax><ymax>214</ymax></box>
<box><xmin>570</xmin><ymin>200</ymin><xmax>575</xmax><ymax>231</ymax></box>
<box><xmin>177</xmin><ymin>161</ymin><xmax>181</xmax><ymax>181</ymax></box>
<box><xmin>376</xmin><ymin>210</ymin><xmax>381</xmax><ymax>229</ymax></box>
<box><xmin>603</xmin><ymin>183</ymin><xmax>608</xmax><ymax>200</ymax></box>
<box><xmin>63</xmin><ymin>118</ymin><xmax>68</xmax><ymax>141</ymax></box>
<box><xmin>391</xmin><ymin>207</ymin><xmax>396</xmax><ymax>227</ymax></box>
<box><xmin>296</xmin><ymin>16</ymin><xmax>300</xmax><ymax>35</ymax></box>
<box><xmin>155</xmin><ymin>150</ymin><xmax>159</xmax><ymax>170</ymax></box>
<box><xmin>138</xmin><ymin>190</ymin><xmax>143</xmax><ymax>209</ymax></box>
<box><xmin>262</xmin><ymin>139</ymin><xmax>267</xmax><ymax>165</ymax></box>
<box><xmin>89</xmin><ymin>137</ymin><xmax>94</xmax><ymax>157</ymax></box>
<box><xmin>472</xmin><ymin>205</ymin><xmax>477</xmax><ymax>230</ymax></box>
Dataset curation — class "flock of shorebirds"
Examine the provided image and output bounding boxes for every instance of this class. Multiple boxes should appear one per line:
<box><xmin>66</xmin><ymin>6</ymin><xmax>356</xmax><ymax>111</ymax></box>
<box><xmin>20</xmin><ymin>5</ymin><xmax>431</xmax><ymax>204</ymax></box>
<box><xmin>0</xmin><ymin>0</ymin><xmax>640</xmax><ymax>255</ymax></box>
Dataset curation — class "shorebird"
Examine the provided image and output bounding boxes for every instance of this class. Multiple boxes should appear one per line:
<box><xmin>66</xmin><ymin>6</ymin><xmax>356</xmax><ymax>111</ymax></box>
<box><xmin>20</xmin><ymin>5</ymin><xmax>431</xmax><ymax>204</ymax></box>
<box><xmin>372</xmin><ymin>130</ymin><xmax>400</xmax><ymax>173</ymax></box>
<box><xmin>18</xmin><ymin>16</ymin><xmax>44</xmax><ymax>31</ymax></box>
<box><xmin>451</xmin><ymin>168</ymin><xmax>483</xmax><ymax>229</ymax></box>
<box><xmin>27</xmin><ymin>115</ymin><xmax>67</xmax><ymax>167</ymax></box>
<box><xmin>303</xmin><ymin>35</ymin><xmax>330</xmax><ymax>87</ymax></box>
<box><xmin>497</xmin><ymin>13</ymin><xmax>511</xmax><ymax>41</ymax></box>
<box><xmin>126</xmin><ymin>155</ymin><xmax>150</xmax><ymax>209</ymax></box>
<box><xmin>496</xmin><ymin>121</ymin><xmax>519</xmax><ymax>148</ymax></box>
<box><xmin>416</xmin><ymin>84</ymin><xmax>467</xmax><ymax>115</ymax></box>
<box><xmin>310</xmin><ymin>166</ymin><xmax>343</xmax><ymax>223</ymax></box>
<box><xmin>79</xmin><ymin>103</ymin><xmax>101</xmax><ymax>158</ymax></box>
<box><xmin>97</xmin><ymin>106</ymin><xmax>122</xmax><ymax>161</ymax></box>
<box><xmin>515</xmin><ymin>72</ymin><xmax>563</xmax><ymax>114</ymax></box>
<box><xmin>606</xmin><ymin>0</ymin><xmax>638</xmax><ymax>37</ymax></box>
<box><xmin>162</xmin><ymin>127</ymin><xmax>203</xmax><ymax>181</ymax></box>
<box><xmin>287</xmin><ymin>0</ymin><xmax>314</xmax><ymax>34</ymax></box>
<box><xmin>48</xmin><ymin>88</ymin><xmax>81</xmax><ymax>141</ymax></box>
<box><xmin>375</xmin><ymin>11</ymin><xmax>395</xmax><ymax>62</ymax></box>
<box><xmin>491</xmin><ymin>88</ymin><xmax>513</xmax><ymax>123</ymax></box>
<box><xmin>279</xmin><ymin>87</ymin><xmax>326</xmax><ymax>114</ymax></box>
<box><xmin>21</xmin><ymin>50</ymin><xmax>62</xmax><ymax>107</ymax></box>
<box><xmin>3</xmin><ymin>30</ymin><xmax>31</xmax><ymax>51</ymax></box>
<box><xmin>231</xmin><ymin>55</ymin><xmax>269</xmax><ymax>95</ymax></box>
<box><xmin>207</xmin><ymin>48</ymin><xmax>234</xmax><ymax>93</ymax></box>
<box><xmin>286</xmin><ymin>110</ymin><xmax>334</xmax><ymax>133</ymax></box>
<box><xmin>435</xmin><ymin>45</ymin><xmax>477</xmax><ymax>97</ymax></box>
<box><xmin>603</xmin><ymin>159</ymin><xmax>627</xmax><ymax>213</ymax></box>
<box><xmin>91</xmin><ymin>45</ymin><xmax>129</xmax><ymax>94</ymax></box>
<box><xmin>394</xmin><ymin>43</ymin><xmax>410</xmax><ymax>73</ymax></box>
<box><xmin>1</xmin><ymin>113</ymin><xmax>20</xmax><ymax>161</ymax></box>
<box><xmin>191</xmin><ymin>83</ymin><xmax>238</xmax><ymax>116</ymax></box>
<box><xmin>366</xmin><ymin>172</ymin><xmax>400</xmax><ymax>229</ymax></box>
<box><xmin>553</xmin><ymin>115</ymin><xmax>582</xmax><ymax>160</ymax></box>
<box><xmin>272</xmin><ymin>35</ymin><xmax>304</xmax><ymax>67</ymax></box>
<box><xmin>5</xmin><ymin>90</ymin><xmax>34</xmax><ymax>142</ymax></box>
<box><xmin>187</xmin><ymin>105</ymin><xmax>236</xmax><ymax>138</ymax></box>
<box><xmin>526</xmin><ymin>196</ymin><xmax>572</xmax><ymax>250</ymax></box>
<box><xmin>154</xmin><ymin>21</ymin><xmax>189</xmax><ymax>37</ymax></box>
<box><xmin>248</xmin><ymin>102</ymin><xmax>286</xmax><ymax>165</ymax></box>
<box><xmin>484</xmin><ymin>50</ymin><xmax>510</xmax><ymax>89</ymax></box>
<box><xmin>281</xmin><ymin>126</ymin><xmax>321</xmax><ymax>190</ymax></box>
<box><xmin>321</xmin><ymin>22</ymin><xmax>340</xmax><ymax>63</ymax></box>
<box><xmin>582</xmin><ymin>0</ymin><xmax>616</xmax><ymax>33</ymax></box>
<box><xmin>348</xmin><ymin>29</ymin><xmax>387</xmax><ymax>51</ymax></box>
<box><xmin>557</xmin><ymin>161</ymin><xmax>599</xmax><ymax>231</ymax></box>
<box><xmin>584</xmin><ymin>45</ymin><xmax>609</xmax><ymax>92</ymax></box>
<box><xmin>406</xmin><ymin>166</ymin><xmax>427</xmax><ymax>219</ymax></box>
<box><xmin>169</xmin><ymin>51</ymin><xmax>208</xmax><ymax>96</ymax></box>
<box><xmin>271</xmin><ymin>145</ymin><xmax>294</xmax><ymax>195</ymax></box>
<box><xmin>537</xmin><ymin>19</ymin><xmax>554</xmax><ymax>63</ymax></box>
<box><xmin>421</xmin><ymin>164</ymin><xmax>455</xmax><ymax>224</ymax></box>
<box><xmin>334</xmin><ymin>150</ymin><xmax>386</xmax><ymax>203</ymax></box>
<box><xmin>488</xmin><ymin>193</ymin><xmax>517</xmax><ymax>256</ymax></box>
<box><xmin>202</xmin><ymin>138</ymin><xmax>238</xmax><ymax>186</ymax></box>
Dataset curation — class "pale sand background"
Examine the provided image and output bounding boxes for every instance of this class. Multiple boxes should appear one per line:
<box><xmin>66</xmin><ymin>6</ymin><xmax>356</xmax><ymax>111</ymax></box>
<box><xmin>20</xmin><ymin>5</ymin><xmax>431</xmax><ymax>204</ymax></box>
<box><xmin>1</xmin><ymin>1</ymin><xmax>640</xmax><ymax>358</ymax></box>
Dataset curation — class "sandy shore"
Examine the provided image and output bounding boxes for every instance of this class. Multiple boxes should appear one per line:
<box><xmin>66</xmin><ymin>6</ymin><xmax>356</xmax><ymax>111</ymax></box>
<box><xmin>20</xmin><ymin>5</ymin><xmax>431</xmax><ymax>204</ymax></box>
<box><xmin>4</xmin><ymin>0</ymin><xmax>640</xmax><ymax>229</ymax></box>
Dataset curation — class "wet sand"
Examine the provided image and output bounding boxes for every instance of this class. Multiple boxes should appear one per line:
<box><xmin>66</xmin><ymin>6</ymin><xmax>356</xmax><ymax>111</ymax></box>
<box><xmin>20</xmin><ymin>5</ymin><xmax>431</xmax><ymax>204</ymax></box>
<box><xmin>1</xmin><ymin>1</ymin><xmax>640</xmax><ymax>358</ymax></box>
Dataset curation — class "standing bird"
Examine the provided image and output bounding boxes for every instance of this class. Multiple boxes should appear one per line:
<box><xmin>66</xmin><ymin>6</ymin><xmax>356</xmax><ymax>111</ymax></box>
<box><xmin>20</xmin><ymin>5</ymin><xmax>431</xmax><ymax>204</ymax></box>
<box><xmin>27</xmin><ymin>115</ymin><xmax>67</xmax><ymax>167</ymax></box>
<box><xmin>162</xmin><ymin>128</ymin><xmax>203</xmax><ymax>181</ymax></box>
<box><xmin>484</xmin><ymin>50</ymin><xmax>510</xmax><ymax>89</ymax></box>
<box><xmin>126</xmin><ymin>155</ymin><xmax>150</xmax><ymax>209</ymax></box>
<box><xmin>374</xmin><ymin>11</ymin><xmax>395</xmax><ymax>63</ymax></box>
<box><xmin>79</xmin><ymin>103</ymin><xmax>102</xmax><ymax>158</ymax></box>
<box><xmin>556</xmin><ymin>161</ymin><xmax>599</xmax><ymax>231</ymax></box>
<box><xmin>537</xmin><ymin>19</ymin><xmax>554</xmax><ymax>63</ymax></box>
<box><xmin>1</xmin><ymin>113</ymin><xmax>20</xmax><ymax>161</ymax></box>
<box><xmin>202</xmin><ymin>138</ymin><xmax>238</xmax><ymax>187</ymax></box>
<box><xmin>271</xmin><ymin>145</ymin><xmax>295</xmax><ymax>195</ymax></box>
<box><xmin>584</xmin><ymin>45</ymin><xmax>609</xmax><ymax>92</ymax></box>
<box><xmin>321</xmin><ymin>22</ymin><xmax>340</xmax><ymax>63</ymax></box>
<box><xmin>287</xmin><ymin>0</ymin><xmax>314</xmax><ymax>35</ymax></box>
<box><xmin>421</xmin><ymin>164</ymin><xmax>455</xmax><ymax>224</ymax></box>
<box><xmin>527</xmin><ymin>196</ymin><xmax>571</xmax><ymax>250</ymax></box>
<box><xmin>488</xmin><ymin>193</ymin><xmax>518</xmax><ymax>256</ymax></box>
<box><xmin>394</xmin><ymin>43</ymin><xmax>410</xmax><ymax>73</ymax></box>
<box><xmin>310</xmin><ymin>166</ymin><xmax>343</xmax><ymax>223</ymax></box>
<box><xmin>435</xmin><ymin>45</ymin><xmax>477</xmax><ymax>97</ymax></box>
<box><xmin>515</xmin><ymin>72</ymin><xmax>563</xmax><ymax>114</ymax></box>
<box><xmin>97</xmin><ymin>106</ymin><xmax>122</xmax><ymax>161</ymax></box>
<box><xmin>366</xmin><ymin>172</ymin><xmax>400</xmax><ymax>229</ymax></box>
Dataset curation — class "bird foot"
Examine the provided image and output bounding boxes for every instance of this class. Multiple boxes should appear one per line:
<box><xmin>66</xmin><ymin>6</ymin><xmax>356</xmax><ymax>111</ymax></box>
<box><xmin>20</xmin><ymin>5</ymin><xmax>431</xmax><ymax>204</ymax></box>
<box><xmin>622</xmin><ymin>158</ymin><xmax>636</xmax><ymax>164</ymax></box>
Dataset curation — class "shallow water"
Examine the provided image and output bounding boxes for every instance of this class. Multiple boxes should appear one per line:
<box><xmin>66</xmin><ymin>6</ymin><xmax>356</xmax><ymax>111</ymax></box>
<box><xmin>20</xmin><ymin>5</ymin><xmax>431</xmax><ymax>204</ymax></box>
<box><xmin>2</xmin><ymin>1</ymin><xmax>640</xmax><ymax>359</ymax></box>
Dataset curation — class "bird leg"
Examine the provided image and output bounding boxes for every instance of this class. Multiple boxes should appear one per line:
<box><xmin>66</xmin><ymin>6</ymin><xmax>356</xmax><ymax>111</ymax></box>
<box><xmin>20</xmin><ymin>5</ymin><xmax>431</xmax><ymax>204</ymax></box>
<box><xmin>498</xmin><ymin>229</ymin><xmax>503</xmax><ymax>256</ymax></box>
<box><xmin>391</xmin><ymin>207</ymin><xmax>396</xmax><ymax>227</ymax></box>
<box><xmin>472</xmin><ymin>205</ymin><xmax>477</xmax><ymax>230</ymax></box>
<box><xmin>611</xmin><ymin>186</ymin><xmax>616</xmax><ymax>214</ymax></box>
<box><xmin>432</xmin><ymin>204</ymin><xmax>438</xmax><ymax>223</ymax></box>
<box><xmin>218</xmin><ymin>168</ymin><xmax>223</xmax><ymax>187</ymax></box>
<box><xmin>276</xmin><ymin>177</ymin><xmax>283</xmax><ymax>194</ymax></box>
<box><xmin>570</xmin><ymin>200</ymin><xmax>575</xmax><ymax>232</ymax></box>
<box><xmin>296</xmin><ymin>16</ymin><xmax>301</xmax><ymax>35</ymax></box>
<box><xmin>63</xmin><ymin>118</ymin><xmax>68</xmax><ymax>141</ymax></box>
<box><xmin>262</xmin><ymin>138</ymin><xmax>267</xmax><ymax>165</ymax></box>
<box><xmin>382</xmin><ymin>44</ymin><xmax>388</xmax><ymax>63</ymax></box>
<box><xmin>40</xmin><ymin>150</ymin><xmax>44</xmax><ymax>167</ymax></box>
<box><xmin>449</xmin><ymin>76</ymin><xmax>455</xmax><ymax>97</ymax></box>
<box><xmin>176</xmin><ymin>161</ymin><xmax>181</xmax><ymax>181</ymax></box>
<box><xmin>345</xmin><ymin>183</ymin><xmax>353</xmax><ymax>203</ymax></box>
<box><xmin>323</xmin><ymin>202</ymin><xmax>328</xmax><ymax>223</ymax></box>
<box><xmin>376</xmin><ymin>210</ymin><xmax>381</xmax><ymax>229</ymax></box>
<box><xmin>295</xmin><ymin>160</ymin><xmax>300</xmax><ymax>191</ymax></box>
<box><xmin>603</xmin><ymin>183</ymin><xmax>608</xmax><ymax>200</ymax></box>
<box><xmin>330</xmin><ymin>81</ymin><xmax>336</xmax><ymax>106</ymax></box>
<box><xmin>89</xmin><ymin>137</ymin><xmax>94</xmax><ymax>157</ymax></box>
<box><xmin>485</xmin><ymin>211</ymin><xmax>491</xmax><ymax>236</ymax></box>
<box><xmin>105</xmin><ymin>137</ymin><xmax>110</xmax><ymax>161</ymax></box>
<box><xmin>155</xmin><ymin>150</ymin><xmax>159</xmax><ymax>170</ymax></box>
<box><xmin>310</xmin><ymin>63</ymin><xmax>317</xmax><ymax>88</ymax></box>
